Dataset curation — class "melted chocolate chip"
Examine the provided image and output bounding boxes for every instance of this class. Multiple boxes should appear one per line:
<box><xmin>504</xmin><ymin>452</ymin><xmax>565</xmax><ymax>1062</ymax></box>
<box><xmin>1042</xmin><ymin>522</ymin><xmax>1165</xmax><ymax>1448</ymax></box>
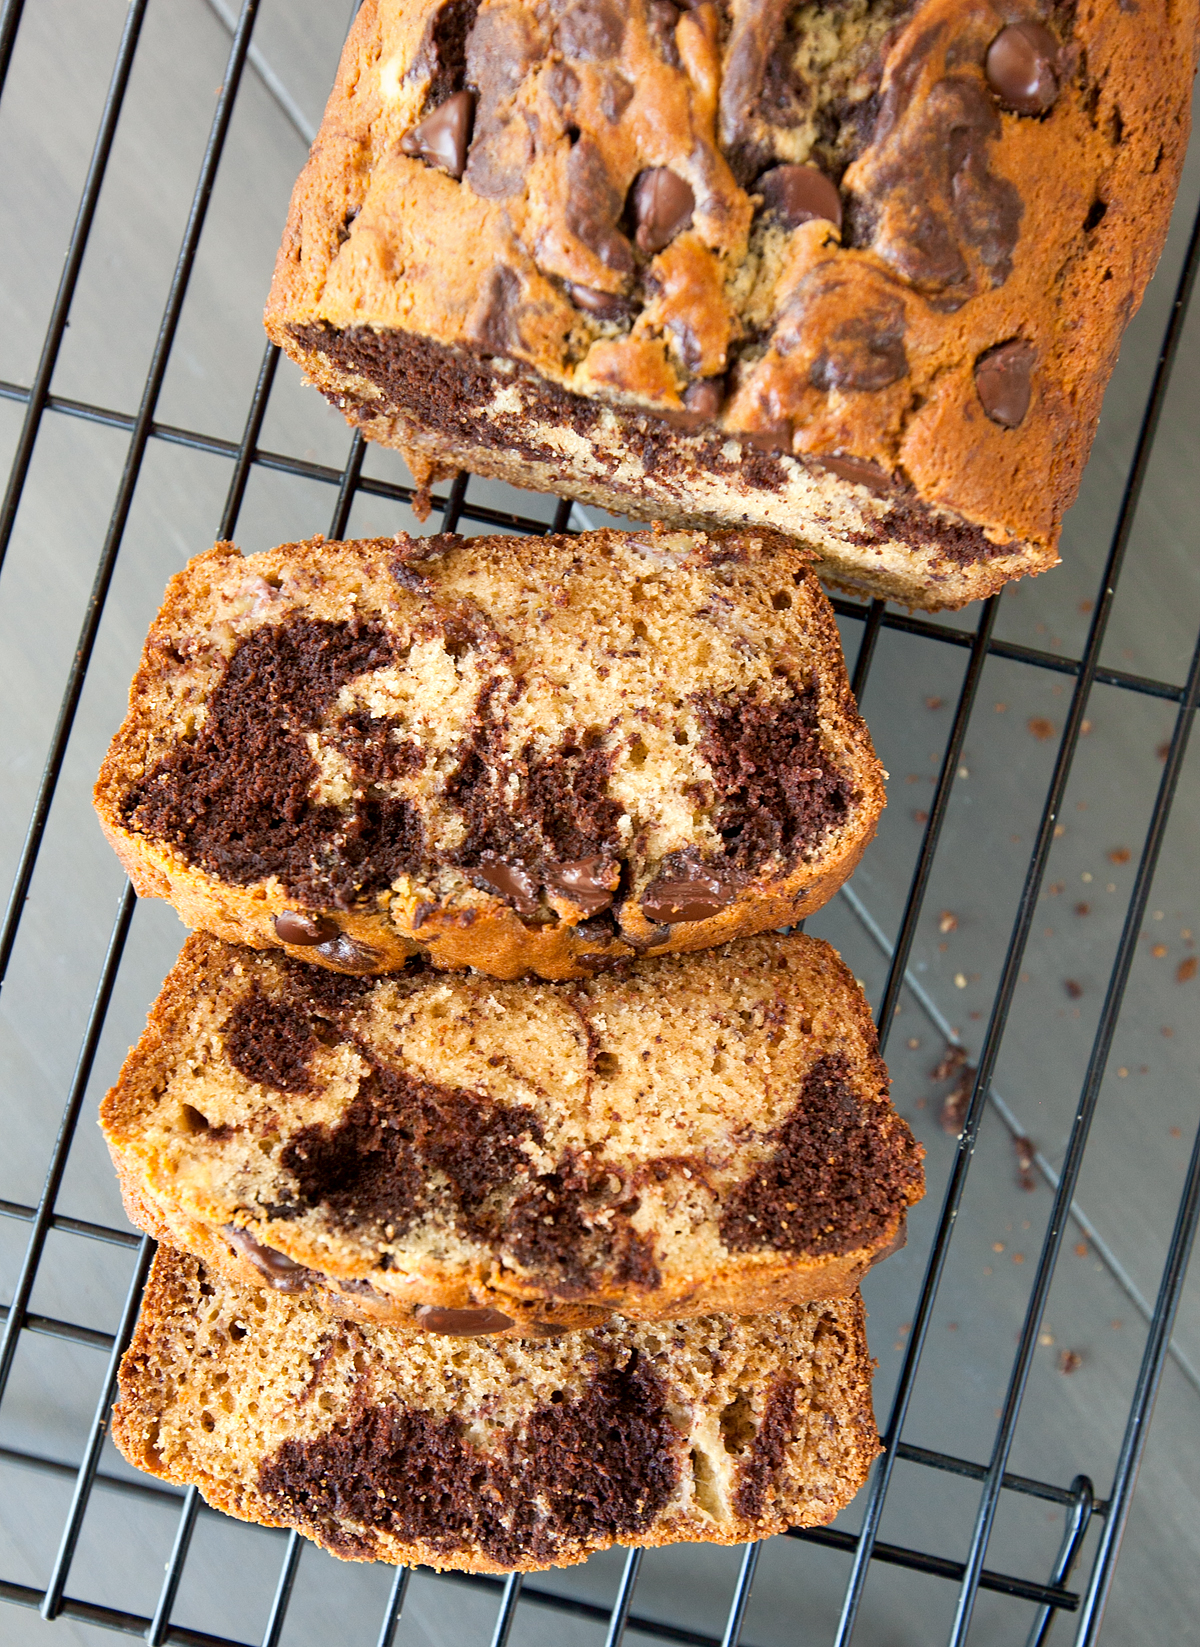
<box><xmin>224</xmin><ymin>990</ymin><xmax>315</xmax><ymax>1093</ymax></box>
<box><xmin>681</xmin><ymin>378</ymin><xmax>724</xmax><ymax>423</ymax></box>
<box><xmin>854</xmin><ymin>56</ymin><xmax>1023</xmax><ymax>304</ymax></box>
<box><xmin>543</xmin><ymin>856</ymin><xmax>618</xmax><ymax>917</ymax></box>
<box><xmin>337</xmin><ymin>1277</ymin><xmax>388</xmax><ymax>1300</ymax></box>
<box><xmin>744</xmin><ymin>419</ymin><xmax>793</xmax><ymax>454</ymax></box>
<box><xmin>808</xmin><ymin>293</ymin><xmax>908</xmax><ymax>393</ymax></box>
<box><xmin>314</xmin><ymin>933</ymin><xmax>384</xmax><ymax>973</ymax></box>
<box><xmin>758</xmin><ymin>164</ymin><xmax>843</xmax><ymax>230</ymax></box>
<box><xmin>719</xmin><ymin>1055</ymin><xmax>922</xmax><ymax>1257</ymax></box>
<box><xmin>555</xmin><ymin>0</ymin><xmax>625</xmax><ymax>60</ymax></box>
<box><xmin>566</xmin><ymin>140</ymin><xmax>634</xmax><ymax>273</ymax></box>
<box><xmin>400</xmin><ymin>89</ymin><xmax>475</xmax><ymax>179</ymax></box>
<box><xmin>473</xmin><ymin>858</ymin><xmax>541</xmax><ymax>917</ymax></box>
<box><xmin>974</xmin><ymin>338</ymin><xmax>1035</xmax><ymax>427</ymax></box>
<box><xmin>466</xmin><ymin>264</ymin><xmax>521</xmax><ymax>353</ymax></box>
<box><xmin>818</xmin><ymin>455</ymin><xmax>893</xmax><ymax>494</ymax></box>
<box><xmin>640</xmin><ymin>866</ymin><xmax>730</xmax><ymax>924</ymax></box>
<box><xmin>257</xmin><ymin>1355</ymin><xmax>679</xmax><ymax>1566</ymax></box>
<box><xmin>224</xmin><ymin>1224</ymin><xmax>312</xmax><ymax>1292</ymax></box>
<box><xmin>630</xmin><ymin>169</ymin><xmax>695</xmax><ymax>255</ymax></box>
<box><xmin>275</xmin><ymin>911</ymin><xmax>339</xmax><ymax>946</ymax></box>
<box><xmin>985</xmin><ymin>22</ymin><xmax>1060</xmax><ymax>115</ymax></box>
<box><xmin>647</xmin><ymin>0</ymin><xmax>682</xmax><ymax>67</ymax></box>
<box><xmin>565</xmin><ymin>282</ymin><xmax>632</xmax><ymax>320</ymax></box>
<box><xmin>414</xmin><ymin>1305</ymin><xmax>516</xmax><ymax>1335</ymax></box>
<box><xmin>599</xmin><ymin>71</ymin><xmax>635</xmax><ymax>123</ymax></box>
<box><xmin>409</xmin><ymin>0</ymin><xmax>481</xmax><ymax>108</ymax></box>
<box><xmin>573</xmin><ymin>909</ymin><xmax>621</xmax><ymax>943</ymax></box>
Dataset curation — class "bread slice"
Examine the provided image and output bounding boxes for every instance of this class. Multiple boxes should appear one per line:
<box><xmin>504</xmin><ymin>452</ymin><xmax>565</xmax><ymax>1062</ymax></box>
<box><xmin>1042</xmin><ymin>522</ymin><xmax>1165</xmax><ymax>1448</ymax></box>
<box><xmin>101</xmin><ymin>931</ymin><xmax>923</xmax><ymax>1334</ymax></box>
<box><xmin>112</xmin><ymin>1246</ymin><xmax>881</xmax><ymax>1572</ymax></box>
<box><xmin>92</xmin><ymin>529</ymin><xmax>884</xmax><ymax>981</ymax></box>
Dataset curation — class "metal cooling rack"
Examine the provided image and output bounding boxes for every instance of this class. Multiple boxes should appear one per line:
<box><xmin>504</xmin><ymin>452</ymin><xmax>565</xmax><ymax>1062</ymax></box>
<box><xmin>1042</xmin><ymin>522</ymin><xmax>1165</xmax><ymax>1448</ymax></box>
<box><xmin>0</xmin><ymin>3</ymin><xmax>1197</xmax><ymax>1644</ymax></box>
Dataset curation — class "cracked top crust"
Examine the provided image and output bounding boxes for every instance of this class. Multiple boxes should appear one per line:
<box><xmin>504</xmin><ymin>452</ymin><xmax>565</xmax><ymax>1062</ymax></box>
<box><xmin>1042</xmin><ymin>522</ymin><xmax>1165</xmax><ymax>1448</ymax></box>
<box><xmin>267</xmin><ymin>0</ymin><xmax>1198</xmax><ymax>565</ymax></box>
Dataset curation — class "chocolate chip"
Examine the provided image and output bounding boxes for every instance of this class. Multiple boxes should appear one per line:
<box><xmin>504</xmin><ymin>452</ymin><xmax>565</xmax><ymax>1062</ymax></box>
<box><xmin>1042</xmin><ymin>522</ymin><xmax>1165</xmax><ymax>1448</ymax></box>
<box><xmin>975</xmin><ymin>339</ymin><xmax>1035</xmax><ymax>427</ymax></box>
<box><xmin>400</xmin><ymin>89</ymin><xmax>476</xmax><ymax>179</ymax></box>
<box><xmin>599</xmin><ymin>71</ymin><xmax>635</xmax><ymax>123</ymax></box>
<box><xmin>682</xmin><ymin>378</ymin><xmax>724</xmax><ymax>421</ymax></box>
<box><xmin>647</xmin><ymin>0</ymin><xmax>682</xmax><ymax>66</ymax></box>
<box><xmin>808</xmin><ymin>289</ymin><xmax>908</xmax><ymax>393</ymax></box>
<box><xmin>274</xmin><ymin>910</ymin><xmax>340</xmax><ymax>946</ymax></box>
<box><xmin>818</xmin><ymin>455</ymin><xmax>893</xmax><ymax>494</ymax></box>
<box><xmin>573</xmin><ymin>909</ymin><xmax>620</xmax><ymax>943</ymax></box>
<box><xmin>315</xmin><ymin>933</ymin><xmax>383</xmax><ymax>973</ymax></box>
<box><xmin>473</xmin><ymin>858</ymin><xmax>541</xmax><ymax>917</ymax></box>
<box><xmin>555</xmin><ymin>0</ymin><xmax>625</xmax><ymax>61</ymax></box>
<box><xmin>757</xmin><ymin>164</ymin><xmax>843</xmax><ymax>231</ymax></box>
<box><xmin>544</xmin><ymin>856</ymin><xmax>619</xmax><ymax>917</ymax></box>
<box><xmin>565</xmin><ymin>282</ymin><xmax>632</xmax><ymax>321</ymax></box>
<box><xmin>544</xmin><ymin>61</ymin><xmax>580</xmax><ymax>114</ymax></box>
<box><xmin>466</xmin><ymin>264</ymin><xmax>521</xmax><ymax>353</ymax></box>
<box><xmin>640</xmin><ymin>868</ymin><xmax>731</xmax><ymax>924</ymax></box>
<box><xmin>744</xmin><ymin>420</ymin><xmax>792</xmax><ymax>454</ymax></box>
<box><xmin>986</xmin><ymin>22</ymin><xmax>1059</xmax><ymax>115</ymax></box>
<box><xmin>224</xmin><ymin>1225</ymin><xmax>310</xmax><ymax>1293</ymax></box>
<box><xmin>337</xmin><ymin>1277</ymin><xmax>388</xmax><ymax>1300</ymax></box>
<box><xmin>630</xmin><ymin>168</ymin><xmax>695</xmax><ymax>255</ymax></box>
<box><xmin>414</xmin><ymin>1304</ymin><xmax>516</xmax><ymax>1335</ymax></box>
<box><xmin>566</xmin><ymin>140</ymin><xmax>634</xmax><ymax>273</ymax></box>
<box><xmin>855</xmin><ymin>61</ymin><xmax>1022</xmax><ymax>302</ymax></box>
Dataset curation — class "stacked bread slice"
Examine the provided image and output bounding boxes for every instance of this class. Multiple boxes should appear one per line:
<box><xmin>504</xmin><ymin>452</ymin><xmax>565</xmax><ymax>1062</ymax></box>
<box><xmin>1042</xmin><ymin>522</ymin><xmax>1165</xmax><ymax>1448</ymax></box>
<box><xmin>98</xmin><ymin>525</ymin><xmax>923</xmax><ymax>1571</ymax></box>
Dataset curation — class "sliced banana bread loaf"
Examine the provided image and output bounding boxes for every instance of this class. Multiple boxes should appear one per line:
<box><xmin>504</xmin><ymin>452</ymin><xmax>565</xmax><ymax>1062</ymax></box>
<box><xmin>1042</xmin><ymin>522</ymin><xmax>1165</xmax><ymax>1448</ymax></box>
<box><xmin>264</xmin><ymin>0</ymin><xmax>1198</xmax><ymax>609</ymax></box>
<box><xmin>93</xmin><ymin>528</ymin><xmax>884</xmax><ymax>980</ymax></box>
<box><xmin>101</xmin><ymin>931</ymin><xmax>923</xmax><ymax>1333</ymax></box>
<box><xmin>112</xmin><ymin>1246</ymin><xmax>881</xmax><ymax>1571</ymax></box>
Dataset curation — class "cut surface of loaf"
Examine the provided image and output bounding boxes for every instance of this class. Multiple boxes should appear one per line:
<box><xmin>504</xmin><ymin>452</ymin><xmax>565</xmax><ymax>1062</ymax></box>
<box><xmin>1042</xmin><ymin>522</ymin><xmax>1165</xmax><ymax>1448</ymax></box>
<box><xmin>264</xmin><ymin>0</ymin><xmax>1198</xmax><ymax>610</ymax></box>
<box><xmin>102</xmin><ymin>932</ymin><xmax>924</xmax><ymax>1332</ymax></box>
<box><xmin>113</xmin><ymin>1247</ymin><xmax>881</xmax><ymax>1572</ymax></box>
<box><xmin>94</xmin><ymin>529</ymin><xmax>884</xmax><ymax>980</ymax></box>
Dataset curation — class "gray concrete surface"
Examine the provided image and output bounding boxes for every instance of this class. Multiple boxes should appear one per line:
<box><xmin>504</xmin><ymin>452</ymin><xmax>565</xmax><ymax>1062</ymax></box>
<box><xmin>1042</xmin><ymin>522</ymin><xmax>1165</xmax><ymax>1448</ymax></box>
<box><xmin>0</xmin><ymin>4</ymin><xmax>1196</xmax><ymax>1644</ymax></box>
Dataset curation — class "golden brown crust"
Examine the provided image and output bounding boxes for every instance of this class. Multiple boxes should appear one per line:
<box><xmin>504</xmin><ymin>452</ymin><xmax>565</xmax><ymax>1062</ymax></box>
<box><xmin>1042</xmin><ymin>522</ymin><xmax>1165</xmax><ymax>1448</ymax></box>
<box><xmin>112</xmin><ymin>1247</ymin><xmax>882</xmax><ymax>1570</ymax></box>
<box><xmin>93</xmin><ymin>530</ymin><xmax>885</xmax><ymax>980</ymax></box>
<box><xmin>101</xmin><ymin>930</ymin><xmax>924</xmax><ymax>1332</ymax></box>
<box><xmin>264</xmin><ymin>0</ymin><xmax>1198</xmax><ymax>610</ymax></box>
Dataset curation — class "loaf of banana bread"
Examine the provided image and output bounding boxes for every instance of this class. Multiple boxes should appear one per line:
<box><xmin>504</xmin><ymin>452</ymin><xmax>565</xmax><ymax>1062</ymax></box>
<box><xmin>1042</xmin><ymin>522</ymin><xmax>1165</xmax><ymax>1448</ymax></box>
<box><xmin>112</xmin><ymin>1246</ymin><xmax>881</xmax><ymax>1571</ymax></box>
<box><xmin>93</xmin><ymin>528</ymin><xmax>884</xmax><ymax>980</ymax></box>
<box><xmin>265</xmin><ymin>0</ymin><xmax>1198</xmax><ymax>609</ymax></box>
<box><xmin>102</xmin><ymin>931</ymin><xmax>923</xmax><ymax>1332</ymax></box>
